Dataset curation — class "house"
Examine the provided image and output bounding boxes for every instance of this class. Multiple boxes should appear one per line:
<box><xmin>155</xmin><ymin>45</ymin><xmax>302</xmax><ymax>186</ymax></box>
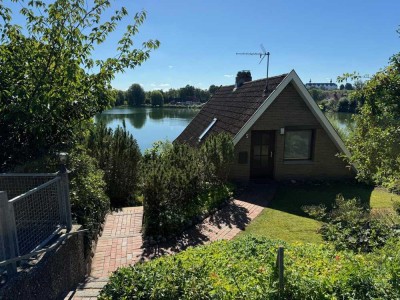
<box><xmin>175</xmin><ymin>70</ymin><xmax>354</xmax><ymax>182</ymax></box>
<box><xmin>305</xmin><ymin>79</ymin><xmax>338</xmax><ymax>90</ymax></box>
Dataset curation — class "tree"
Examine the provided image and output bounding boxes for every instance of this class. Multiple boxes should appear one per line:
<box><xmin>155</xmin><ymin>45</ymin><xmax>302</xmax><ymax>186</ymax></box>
<box><xmin>208</xmin><ymin>84</ymin><xmax>219</xmax><ymax>95</ymax></box>
<box><xmin>339</xmin><ymin>84</ymin><xmax>345</xmax><ymax>90</ymax></box>
<box><xmin>151</xmin><ymin>91</ymin><xmax>164</xmax><ymax>107</ymax></box>
<box><xmin>344</xmin><ymin>83</ymin><xmax>353</xmax><ymax>90</ymax></box>
<box><xmin>126</xmin><ymin>83</ymin><xmax>146</xmax><ymax>106</ymax></box>
<box><xmin>115</xmin><ymin>90</ymin><xmax>126</xmax><ymax>106</ymax></box>
<box><xmin>179</xmin><ymin>84</ymin><xmax>195</xmax><ymax>101</ymax></box>
<box><xmin>0</xmin><ymin>0</ymin><xmax>159</xmax><ymax>170</ymax></box>
<box><xmin>342</xmin><ymin>36</ymin><xmax>400</xmax><ymax>192</ymax></box>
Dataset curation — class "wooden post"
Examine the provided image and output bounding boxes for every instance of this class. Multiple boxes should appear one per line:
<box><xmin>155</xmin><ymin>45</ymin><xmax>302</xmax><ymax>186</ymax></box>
<box><xmin>0</xmin><ymin>191</ymin><xmax>17</xmax><ymax>276</ymax></box>
<box><xmin>277</xmin><ymin>246</ymin><xmax>284</xmax><ymax>296</ymax></box>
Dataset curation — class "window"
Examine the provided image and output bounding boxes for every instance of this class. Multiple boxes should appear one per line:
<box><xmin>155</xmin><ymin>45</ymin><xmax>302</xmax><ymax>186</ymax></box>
<box><xmin>284</xmin><ymin>130</ymin><xmax>314</xmax><ymax>160</ymax></box>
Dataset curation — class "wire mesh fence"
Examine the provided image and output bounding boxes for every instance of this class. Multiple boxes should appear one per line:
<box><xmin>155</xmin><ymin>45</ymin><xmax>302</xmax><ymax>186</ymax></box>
<box><xmin>0</xmin><ymin>171</ymin><xmax>71</xmax><ymax>275</ymax></box>
<box><xmin>0</xmin><ymin>174</ymin><xmax>56</xmax><ymax>200</ymax></box>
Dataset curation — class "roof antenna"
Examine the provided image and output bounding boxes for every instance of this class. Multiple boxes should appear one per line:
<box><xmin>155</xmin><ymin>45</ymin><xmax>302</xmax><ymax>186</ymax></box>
<box><xmin>236</xmin><ymin>44</ymin><xmax>270</xmax><ymax>95</ymax></box>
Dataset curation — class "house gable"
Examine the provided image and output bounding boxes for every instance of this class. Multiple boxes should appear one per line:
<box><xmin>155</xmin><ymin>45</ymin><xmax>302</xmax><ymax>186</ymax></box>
<box><xmin>232</xmin><ymin>70</ymin><xmax>351</xmax><ymax>159</ymax></box>
<box><xmin>230</xmin><ymin>81</ymin><xmax>353</xmax><ymax>181</ymax></box>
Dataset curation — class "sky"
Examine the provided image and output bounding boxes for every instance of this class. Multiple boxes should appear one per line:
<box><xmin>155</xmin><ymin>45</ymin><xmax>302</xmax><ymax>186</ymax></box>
<box><xmin>7</xmin><ymin>0</ymin><xmax>400</xmax><ymax>91</ymax></box>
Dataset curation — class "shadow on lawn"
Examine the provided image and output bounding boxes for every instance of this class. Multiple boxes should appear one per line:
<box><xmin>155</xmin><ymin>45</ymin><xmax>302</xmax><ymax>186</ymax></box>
<box><xmin>269</xmin><ymin>181</ymin><xmax>374</xmax><ymax>218</ymax></box>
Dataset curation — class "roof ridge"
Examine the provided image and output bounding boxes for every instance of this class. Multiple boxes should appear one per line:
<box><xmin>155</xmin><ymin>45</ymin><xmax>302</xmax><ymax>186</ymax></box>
<box><xmin>242</xmin><ymin>73</ymin><xmax>288</xmax><ymax>85</ymax></box>
<box><xmin>215</xmin><ymin>73</ymin><xmax>289</xmax><ymax>90</ymax></box>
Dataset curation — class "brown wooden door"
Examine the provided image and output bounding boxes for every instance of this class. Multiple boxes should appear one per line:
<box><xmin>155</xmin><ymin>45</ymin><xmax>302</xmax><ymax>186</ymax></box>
<box><xmin>250</xmin><ymin>131</ymin><xmax>275</xmax><ymax>179</ymax></box>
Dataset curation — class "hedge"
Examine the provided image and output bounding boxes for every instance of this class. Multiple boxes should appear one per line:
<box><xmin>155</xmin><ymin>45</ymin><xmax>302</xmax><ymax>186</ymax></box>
<box><xmin>99</xmin><ymin>236</ymin><xmax>400</xmax><ymax>299</ymax></box>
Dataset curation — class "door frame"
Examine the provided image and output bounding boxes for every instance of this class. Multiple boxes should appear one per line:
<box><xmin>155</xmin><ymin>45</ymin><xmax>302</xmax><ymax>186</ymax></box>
<box><xmin>250</xmin><ymin>130</ymin><xmax>276</xmax><ymax>179</ymax></box>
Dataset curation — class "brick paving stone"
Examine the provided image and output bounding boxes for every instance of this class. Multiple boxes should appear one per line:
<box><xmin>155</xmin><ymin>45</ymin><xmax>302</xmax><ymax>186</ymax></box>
<box><xmin>68</xmin><ymin>183</ymin><xmax>276</xmax><ymax>299</ymax></box>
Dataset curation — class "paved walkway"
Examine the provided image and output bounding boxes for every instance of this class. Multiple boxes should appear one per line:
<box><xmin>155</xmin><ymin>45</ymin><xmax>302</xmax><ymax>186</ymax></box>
<box><xmin>68</xmin><ymin>183</ymin><xmax>276</xmax><ymax>299</ymax></box>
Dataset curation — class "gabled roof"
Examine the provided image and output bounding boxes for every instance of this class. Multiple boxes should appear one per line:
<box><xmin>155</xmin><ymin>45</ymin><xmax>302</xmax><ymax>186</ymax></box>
<box><xmin>175</xmin><ymin>70</ymin><xmax>350</xmax><ymax>158</ymax></box>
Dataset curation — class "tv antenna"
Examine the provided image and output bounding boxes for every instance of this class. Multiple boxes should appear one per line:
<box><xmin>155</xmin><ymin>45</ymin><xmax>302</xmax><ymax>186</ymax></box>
<box><xmin>236</xmin><ymin>44</ymin><xmax>270</xmax><ymax>93</ymax></box>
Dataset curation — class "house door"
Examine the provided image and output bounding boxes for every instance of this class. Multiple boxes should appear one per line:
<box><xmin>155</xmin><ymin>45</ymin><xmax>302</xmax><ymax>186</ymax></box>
<box><xmin>250</xmin><ymin>131</ymin><xmax>275</xmax><ymax>179</ymax></box>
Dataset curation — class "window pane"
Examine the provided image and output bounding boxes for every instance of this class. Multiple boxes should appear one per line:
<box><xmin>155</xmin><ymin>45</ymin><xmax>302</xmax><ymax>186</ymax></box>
<box><xmin>284</xmin><ymin>130</ymin><xmax>312</xmax><ymax>160</ymax></box>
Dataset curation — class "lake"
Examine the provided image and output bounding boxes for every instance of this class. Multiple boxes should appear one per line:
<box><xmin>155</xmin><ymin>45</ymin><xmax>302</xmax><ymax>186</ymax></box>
<box><xmin>96</xmin><ymin>107</ymin><xmax>355</xmax><ymax>151</ymax></box>
<box><xmin>95</xmin><ymin>107</ymin><xmax>199</xmax><ymax>151</ymax></box>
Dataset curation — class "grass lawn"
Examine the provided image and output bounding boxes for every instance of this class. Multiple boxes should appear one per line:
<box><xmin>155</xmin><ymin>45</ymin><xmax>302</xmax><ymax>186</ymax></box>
<box><xmin>238</xmin><ymin>182</ymin><xmax>400</xmax><ymax>244</ymax></box>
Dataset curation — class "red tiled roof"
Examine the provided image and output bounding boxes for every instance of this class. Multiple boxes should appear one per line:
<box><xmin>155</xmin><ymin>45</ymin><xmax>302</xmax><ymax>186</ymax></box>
<box><xmin>175</xmin><ymin>73</ymin><xmax>288</xmax><ymax>146</ymax></box>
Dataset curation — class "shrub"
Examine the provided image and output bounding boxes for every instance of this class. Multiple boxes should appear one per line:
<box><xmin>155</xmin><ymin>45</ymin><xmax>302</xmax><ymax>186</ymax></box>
<box><xmin>68</xmin><ymin>148</ymin><xmax>110</xmax><ymax>248</ymax></box>
<box><xmin>338</xmin><ymin>97</ymin><xmax>350</xmax><ymax>112</ymax></box>
<box><xmin>200</xmin><ymin>133</ymin><xmax>234</xmax><ymax>184</ymax></box>
<box><xmin>87</xmin><ymin>121</ymin><xmax>141</xmax><ymax>207</ymax></box>
<box><xmin>303</xmin><ymin>194</ymin><xmax>400</xmax><ymax>252</ymax></box>
<box><xmin>142</xmin><ymin>134</ymin><xmax>234</xmax><ymax>237</ymax></box>
<box><xmin>142</xmin><ymin>143</ymin><xmax>204</xmax><ymax>236</ymax></box>
<box><xmin>99</xmin><ymin>236</ymin><xmax>400</xmax><ymax>300</ymax></box>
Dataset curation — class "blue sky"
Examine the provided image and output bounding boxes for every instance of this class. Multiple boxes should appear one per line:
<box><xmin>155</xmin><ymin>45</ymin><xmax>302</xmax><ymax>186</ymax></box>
<box><xmin>8</xmin><ymin>0</ymin><xmax>400</xmax><ymax>91</ymax></box>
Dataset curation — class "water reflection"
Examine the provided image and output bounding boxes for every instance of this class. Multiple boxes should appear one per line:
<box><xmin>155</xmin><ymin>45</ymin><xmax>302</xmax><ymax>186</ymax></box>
<box><xmin>95</xmin><ymin>107</ymin><xmax>198</xmax><ymax>151</ymax></box>
<box><xmin>325</xmin><ymin>112</ymin><xmax>356</xmax><ymax>137</ymax></box>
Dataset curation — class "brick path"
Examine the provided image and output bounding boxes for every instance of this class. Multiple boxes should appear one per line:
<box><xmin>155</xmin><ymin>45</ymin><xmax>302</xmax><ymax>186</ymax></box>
<box><xmin>68</xmin><ymin>183</ymin><xmax>276</xmax><ymax>299</ymax></box>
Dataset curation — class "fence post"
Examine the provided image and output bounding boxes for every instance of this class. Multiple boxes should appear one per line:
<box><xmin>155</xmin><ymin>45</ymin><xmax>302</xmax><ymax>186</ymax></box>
<box><xmin>59</xmin><ymin>165</ymin><xmax>72</xmax><ymax>231</ymax></box>
<box><xmin>276</xmin><ymin>246</ymin><xmax>284</xmax><ymax>296</ymax></box>
<box><xmin>0</xmin><ymin>191</ymin><xmax>17</xmax><ymax>276</ymax></box>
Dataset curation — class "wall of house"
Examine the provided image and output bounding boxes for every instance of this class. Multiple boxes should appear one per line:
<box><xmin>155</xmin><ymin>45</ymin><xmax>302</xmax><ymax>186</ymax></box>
<box><xmin>230</xmin><ymin>82</ymin><xmax>354</xmax><ymax>182</ymax></box>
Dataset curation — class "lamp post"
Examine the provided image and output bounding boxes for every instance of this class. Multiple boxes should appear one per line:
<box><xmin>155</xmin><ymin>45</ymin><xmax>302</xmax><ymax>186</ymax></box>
<box><xmin>58</xmin><ymin>152</ymin><xmax>72</xmax><ymax>231</ymax></box>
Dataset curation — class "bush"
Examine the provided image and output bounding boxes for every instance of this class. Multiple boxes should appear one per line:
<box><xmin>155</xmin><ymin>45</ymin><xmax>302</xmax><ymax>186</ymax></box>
<box><xmin>87</xmin><ymin>121</ymin><xmax>141</xmax><ymax>207</ymax></box>
<box><xmin>99</xmin><ymin>236</ymin><xmax>400</xmax><ymax>300</ymax></box>
<box><xmin>303</xmin><ymin>194</ymin><xmax>400</xmax><ymax>252</ymax></box>
<box><xmin>142</xmin><ymin>134</ymin><xmax>234</xmax><ymax>237</ymax></box>
<box><xmin>201</xmin><ymin>133</ymin><xmax>234</xmax><ymax>183</ymax></box>
<box><xmin>338</xmin><ymin>97</ymin><xmax>350</xmax><ymax>112</ymax></box>
<box><xmin>68</xmin><ymin>148</ymin><xmax>110</xmax><ymax>247</ymax></box>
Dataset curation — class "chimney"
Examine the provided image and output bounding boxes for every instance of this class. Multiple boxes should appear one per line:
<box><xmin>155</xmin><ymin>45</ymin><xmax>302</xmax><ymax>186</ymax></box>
<box><xmin>235</xmin><ymin>70</ymin><xmax>252</xmax><ymax>88</ymax></box>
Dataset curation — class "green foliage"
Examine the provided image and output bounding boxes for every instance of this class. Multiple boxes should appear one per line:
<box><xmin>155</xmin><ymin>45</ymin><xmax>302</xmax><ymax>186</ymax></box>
<box><xmin>126</xmin><ymin>83</ymin><xmax>146</xmax><ymax>106</ymax></box>
<box><xmin>142</xmin><ymin>142</ymin><xmax>204</xmax><ymax>236</ymax></box>
<box><xmin>201</xmin><ymin>133</ymin><xmax>235</xmax><ymax>183</ymax></box>
<box><xmin>309</xmin><ymin>88</ymin><xmax>329</xmax><ymax>101</ymax></box>
<box><xmin>208</xmin><ymin>84</ymin><xmax>219</xmax><ymax>95</ymax></box>
<box><xmin>0</xmin><ymin>0</ymin><xmax>159</xmax><ymax>170</ymax></box>
<box><xmin>99</xmin><ymin>236</ymin><xmax>400</xmax><ymax>300</ymax></box>
<box><xmin>343</xmin><ymin>44</ymin><xmax>400</xmax><ymax>192</ymax></box>
<box><xmin>142</xmin><ymin>134</ymin><xmax>234</xmax><ymax>237</ymax></box>
<box><xmin>114</xmin><ymin>90</ymin><xmax>126</xmax><ymax>106</ymax></box>
<box><xmin>344</xmin><ymin>82</ymin><xmax>354</xmax><ymax>90</ymax></box>
<box><xmin>303</xmin><ymin>194</ymin><xmax>400</xmax><ymax>252</ymax></box>
<box><xmin>87</xmin><ymin>122</ymin><xmax>141</xmax><ymax>207</ymax></box>
<box><xmin>150</xmin><ymin>91</ymin><xmax>164</xmax><ymax>107</ymax></box>
<box><xmin>68</xmin><ymin>148</ymin><xmax>110</xmax><ymax>246</ymax></box>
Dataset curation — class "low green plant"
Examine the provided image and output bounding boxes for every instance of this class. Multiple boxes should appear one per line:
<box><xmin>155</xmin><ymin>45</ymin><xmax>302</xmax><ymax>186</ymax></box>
<box><xmin>99</xmin><ymin>236</ymin><xmax>400</xmax><ymax>300</ymax></box>
<box><xmin>303</xmin><ymin>194</ymin><xmax>400</xmax><ymax>252</ymax></box>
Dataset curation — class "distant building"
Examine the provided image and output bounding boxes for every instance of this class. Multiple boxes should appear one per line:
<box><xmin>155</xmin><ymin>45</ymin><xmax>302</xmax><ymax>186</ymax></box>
<box><xmin>305</xmin><ymin>79</ymin><xmax>338</xmax><ymax>90</ymax></box>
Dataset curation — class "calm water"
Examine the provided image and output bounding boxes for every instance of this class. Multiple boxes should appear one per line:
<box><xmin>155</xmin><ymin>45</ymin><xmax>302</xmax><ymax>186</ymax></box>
<box><xmin>95</xmin><ymin>107</ymin><xmax>199</xmax><ymax>151</ymax></box>
<box><xmin>325</xmin><ymin>112</ymin><xmax>355</xmax><ymax>137</ymax></box>
<box><xmin>96</xmin><ymin>107</ymin><xmax>355</xmax><ymax>151</ymax></box>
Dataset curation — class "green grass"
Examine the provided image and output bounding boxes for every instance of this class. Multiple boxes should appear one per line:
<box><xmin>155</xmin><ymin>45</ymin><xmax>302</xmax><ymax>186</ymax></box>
<box><xmin>238</xmin><ymin>182</ymin><xmax>400</xmax><ymax>244</ymax></box>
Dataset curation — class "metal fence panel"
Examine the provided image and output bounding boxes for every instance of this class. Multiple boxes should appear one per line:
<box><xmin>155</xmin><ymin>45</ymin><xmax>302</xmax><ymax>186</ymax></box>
<box><xmin>0</xmin><ymin>174</ymin><xmax>56</xmax><ymax>200</ymax></box>
<box><xmin>11</xmin><ymin>177</ymin><xmax>61</xmax><ymax>255</ymax></box>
